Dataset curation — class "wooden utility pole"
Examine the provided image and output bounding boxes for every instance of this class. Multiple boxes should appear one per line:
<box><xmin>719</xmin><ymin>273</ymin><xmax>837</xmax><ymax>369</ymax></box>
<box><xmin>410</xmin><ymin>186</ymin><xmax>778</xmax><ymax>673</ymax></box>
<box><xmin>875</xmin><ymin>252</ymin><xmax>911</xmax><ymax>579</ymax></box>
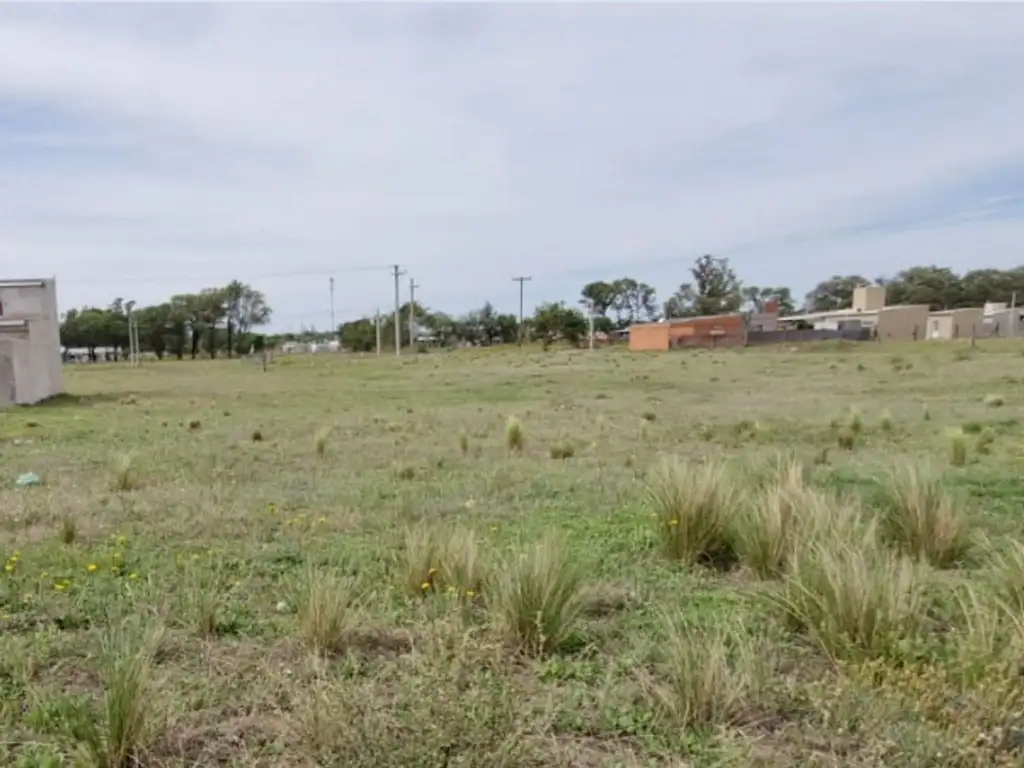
<box><xmin>409</xmin><ymin>278</ymin><xmax>420</xmax><ymax>348</ymax></box>
<box><xmin>391</xmin><ymin>265</ymin><xmax>406</xmax><ymax>356</ymax></box>
<box><xmin>512</xmin><ymin>276</ymin><xmax>532</xmax><ymax>345</ymax></box>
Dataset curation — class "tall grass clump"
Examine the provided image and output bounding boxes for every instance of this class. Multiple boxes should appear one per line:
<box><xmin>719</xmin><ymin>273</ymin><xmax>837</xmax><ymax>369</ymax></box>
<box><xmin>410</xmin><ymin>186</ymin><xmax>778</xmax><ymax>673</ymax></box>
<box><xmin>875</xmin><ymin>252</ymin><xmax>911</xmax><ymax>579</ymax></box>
<box><xmin>732</xmin><ymin>461</ymin><xmax>820</xmax><ymax>579</ymax></box>
<box><xmin>439</xmin><ymin>526</ymin><xmax>489</xmax><ymax>600</ymax></box>
<box><xmin>110</xmin><ymin>454</ymin><xmax>138</xmax><ymax>492</ymax></box>
<box><xmin>458</xmin><ymin>431</ymin><xmax>470</xmax><ymax>457</ymax></box>
<box><xmin>70</xmin><ymin>624</ymin><xmax>163</xmax><ymax>768</ymax></box>
<box><xmin>950</xmin><ymin>429</ymin><xmax>968</xmax><ymax>467</ymax></box>
<box><xmin>314</xmin><ymin>426</ymin><xmax>331</xmax><ymax>458</ymax></box>
<box><xmin>400</xmin><ymin>523</ymin><xmax>442</xmax><ymax>597</ymax></box>
<box><xmin>984</xmin><ymin>539</ymin><xmax>1024</xmax><ymax>615</ymax></box>
<box><xmin>300</xmin><ymin>566</ymin><xmax>358</xmax><ymax>656</ymax></box>
<box><xmin>648</xmin><ymin>616</ymin><xmax>765</xmax><ymax>731</ymax></box>
<box><xmin>647</xmin><ymin>457</ymin><xmax>737</xmax><ymax>567</ymax></box>
<box><xmin>984</xmin><ymin>393</ymin><xmax>1005</xmax><ymax>408</ymax></box>
<box><xmin>772</xmin><ymin>528</ymin><xmax>928</xmax><ymax>661</ymax></box>
<box><xmin>59</xmin><ymin>514</ymin><xmax>77</xmax><ymax>545</ymax></box>
<box><xmin>505</xmin><ymin>416</ymin><xmax>524</xmax><ymax>454</ymax></box>
<box><xmin>875</xmin><ymin>462</ymin><xmax>974</xmax><ymax>568</ymax></box>
<box><xmin>491</xmin><ymin>535</ymin><xmax>584</xmax><ymax>656</ymax></box>
<box><xmin>879</xmin><ymin>408</ymin><xmax>893</xmax><ymax>434</ymax></box>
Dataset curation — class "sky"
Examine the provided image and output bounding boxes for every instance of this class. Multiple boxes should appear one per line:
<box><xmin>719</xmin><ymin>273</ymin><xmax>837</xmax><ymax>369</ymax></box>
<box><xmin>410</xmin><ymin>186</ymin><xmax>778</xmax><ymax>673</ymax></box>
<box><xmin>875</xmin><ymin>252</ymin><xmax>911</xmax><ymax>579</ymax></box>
<box><xmin>2</xmin><ymin>3</ymin><xmax>1024</xmax><ymax>333</ymax></box>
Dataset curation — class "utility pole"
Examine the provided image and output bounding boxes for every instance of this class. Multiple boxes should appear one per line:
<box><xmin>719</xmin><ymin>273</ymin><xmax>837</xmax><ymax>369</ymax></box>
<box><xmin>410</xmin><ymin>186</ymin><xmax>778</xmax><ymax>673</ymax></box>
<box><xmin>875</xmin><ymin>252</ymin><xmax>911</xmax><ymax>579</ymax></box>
<box><xmin>391</xmin><ymin>264</ymin><xmax>406</xmax><ymax>356</ymax></box>
<box><xmin>329</xmin><ymin>276</ymin><xmax>336</xmax><ymax>337</ymax></box>
<box><xmin>588</xmin><ymin>302</ymin><xmax>595</xmax><ymax>351</ymax></box>
<box><xmin>408</xmin><ymin>278</ymin><xmax>420</xmax><ymax>349</ymax></box>
<box><xmin>375</xmin><ymin>309</ymin><xmax>382</xmax><ymax>355</ymax></box>
<box><xmin>512</xmin><ymin>276</ymin><xmax>532</xmax><ymax>346</ymax></box>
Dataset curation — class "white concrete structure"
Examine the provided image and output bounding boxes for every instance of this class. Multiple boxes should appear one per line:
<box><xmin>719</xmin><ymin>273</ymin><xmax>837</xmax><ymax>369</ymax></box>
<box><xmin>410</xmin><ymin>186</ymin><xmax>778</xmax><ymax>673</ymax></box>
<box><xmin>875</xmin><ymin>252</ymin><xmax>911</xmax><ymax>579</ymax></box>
<box><xmin>0</xmin><ymin>278</ymin><xmax>64</xmax><ymax>406</ymax></box>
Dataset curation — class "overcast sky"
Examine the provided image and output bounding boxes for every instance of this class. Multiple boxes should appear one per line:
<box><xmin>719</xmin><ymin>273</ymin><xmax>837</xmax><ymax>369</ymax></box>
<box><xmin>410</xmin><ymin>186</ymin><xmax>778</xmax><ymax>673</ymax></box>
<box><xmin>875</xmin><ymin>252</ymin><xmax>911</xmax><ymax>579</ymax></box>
<box><xmin>2</xmin><ymin>3</ymin><xmax>1023</xmax><ymax>332</ymax></box>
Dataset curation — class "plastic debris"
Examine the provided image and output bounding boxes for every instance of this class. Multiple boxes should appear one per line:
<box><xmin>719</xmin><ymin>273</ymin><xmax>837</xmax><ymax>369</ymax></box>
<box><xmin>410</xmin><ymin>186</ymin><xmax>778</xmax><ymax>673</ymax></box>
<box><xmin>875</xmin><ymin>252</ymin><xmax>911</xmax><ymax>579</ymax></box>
<box><xmin>15</xmin><ymin>472</ymin><xmax>41</xmax><ymax>487</ymax></box>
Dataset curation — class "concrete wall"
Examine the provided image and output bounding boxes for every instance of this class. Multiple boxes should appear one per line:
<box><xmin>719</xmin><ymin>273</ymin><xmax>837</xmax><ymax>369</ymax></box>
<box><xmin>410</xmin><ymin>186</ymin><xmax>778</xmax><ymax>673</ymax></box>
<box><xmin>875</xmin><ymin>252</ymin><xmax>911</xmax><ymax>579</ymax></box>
<box><xmin>928</xmin><ymin>308</ymin><xmax>983</xmax><ymax>340</ymax></box>
<box><xmin>980</xmin><ymin>309</ymin><xmax>1024</xmax><ymax>338</ymax></box>
<box><xmin>876</xmin><ymin>305</ymin><xmax>930</xmax><ymax>342</ymax></box>
<box><xmin>628</xmin><ymin>323</ymin><xmax>669</xmax><ymax>351</ymax></box>
<box><xmin>0</xmin><ymin>279</ymin><xmax>64</xmax><ymax>406</ymax></box>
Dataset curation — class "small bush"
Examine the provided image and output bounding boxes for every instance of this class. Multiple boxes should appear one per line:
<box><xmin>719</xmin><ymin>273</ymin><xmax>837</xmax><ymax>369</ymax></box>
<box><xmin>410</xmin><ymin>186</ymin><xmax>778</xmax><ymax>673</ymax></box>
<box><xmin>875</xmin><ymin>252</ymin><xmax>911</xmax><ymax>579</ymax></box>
<box><xmin>984</xmin><ymin>394</ymin><xmax>1005</xmax><ymax>408</ymax></box>
<box><xmin>875</xmin><ymin>463</ymin><xmax>974</xmax><ymax>568</ymax></box>
<box><xmin>836</xmin><ymin>428</ymin><xmax>856</xmax><ymax>450</ymax></box>
<box><xmin>548</xmin><ymin>440</ymin><xmax>575</xmax><ymax>460</ymax></box>
<box><xmin>110</xmin><ymin>454</ymin><xmax>138</xmax><ymax>493</ymax></box>
<box><xmin>490</xmin><ymin>534</ymin><xmax>584</xmax><ymax>656</ymax></box>
<box><xmin>505</xmin><ymin>416</ymin><xmax>524</xmax><ymax>454</ymax></box>
<box><xmin>647</xmin><ymin>457</ymin><xmax>737</xmax><ymax>567</ymax></box>
<box><xmin>772</xmin><ymin>530</ymin><xmax>927</xmax><ymax>661</ymax></box>
<box><xmin>648</xmin><ymin>616</ymin><xmax>765</xmax><ymax>731</ymax></box>
<box><xmin>950</xmin><ymin>429</ymin><xmax>968</xmax><ymax>467</ymax></box>
<box><xmin>251</xmin><ymin>429</ymin><xmax>263</xmax><ymax>442</ymax></box>
<box><xmin>300</xmin><ymin>566</ymin><xmax>357</xmax><ymax>656</ymax></box>
<box><xmin>187</xmin><ymin>419</ymin><xmax>201</xmax><ymax>431</ymax></box>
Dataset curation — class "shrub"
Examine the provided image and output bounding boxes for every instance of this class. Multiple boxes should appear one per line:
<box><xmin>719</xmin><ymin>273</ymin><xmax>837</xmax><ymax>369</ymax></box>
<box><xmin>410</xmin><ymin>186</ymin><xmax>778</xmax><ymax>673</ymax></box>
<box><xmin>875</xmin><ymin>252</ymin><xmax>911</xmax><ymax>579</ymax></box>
<box><xmin>875</xmin><ymin>463</ymin><xmax>973</xmax><ymax>568</ymax></box>
<box><xmin>647</xmin><ymin>457</ymin><xmax>737</xmax><ymax>567</ymax></box>
<box><xmin>836</xmin><ymin>428</ymin><xmax>856</xmax><ymax>450</ymax></box>
<box><xmin>505</xmin><ymin>416</ymin><xmax>524</xmax><ymax>454</ymax></box>
<box><xmin>772</xmin><ymin>528</ymin><xmax>927</xmax><ymax>661</ymax></box>
<box><xmin>251</xmin><ymin>429</ymin><xmax>263</xmax><ymax>442</ymax></box>
<box><xmin>490</xmin><ymin>534</ymin><xmax>584</xmax><ymax>656</ymax></box>
<box><xmin>648</xmin><ymin>616</ymin><xmax>765</xmax><ymax>731</ymax></box>
<box><xmin>976</xmin><ymin>427</ymin><xmax>996</xmax><ymax>455</ymax></box>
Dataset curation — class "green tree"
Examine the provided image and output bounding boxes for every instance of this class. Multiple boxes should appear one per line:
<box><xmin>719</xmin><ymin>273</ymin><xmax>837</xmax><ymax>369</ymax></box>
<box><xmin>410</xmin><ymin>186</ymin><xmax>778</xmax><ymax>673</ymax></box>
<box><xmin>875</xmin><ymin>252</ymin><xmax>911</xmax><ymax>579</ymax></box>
<box><xmin>883</xmin><ymin>266</ymin><xmax>963</xmax><ymax>310</ymax></box>
<box><xmin>610</xmin><ymin>278</ymin><xmax>658</xmax><ymax>327</ymax></box>
<box><xmin>339</xmin><ymin>318</ymin><xmax>377</xmax><ymax>352</ymax></box>
<box><xmin>532</xmin><ymin>302</ymin><xmax>588</xmax><ymax>347</ymax></box>
<box><xmin>804</xmin><ymin>275</ymin><xmax>870</xmax><ymax>312</ymax></box>
<box><xmin>742</xmin><ymin>286</ymin><xmax>796</xmax><ymax>315</ymax></box>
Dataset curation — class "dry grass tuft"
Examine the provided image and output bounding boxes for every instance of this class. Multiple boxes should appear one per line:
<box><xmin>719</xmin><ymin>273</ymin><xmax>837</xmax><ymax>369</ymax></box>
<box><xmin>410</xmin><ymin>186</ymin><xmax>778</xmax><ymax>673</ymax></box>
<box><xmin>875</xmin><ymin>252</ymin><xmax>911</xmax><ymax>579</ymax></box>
<box><xmin>647</xmin><ymin>457</ymin><xmax>737</xmax><ymax>567</ymax></box>
<box><xmin>505</xmin><ymin>416</ymin><xmax>524</xmax><ymax>454</ymax></box>
<box><xmin>59</xmin><ymin>514</ymin><xmax>77</xmax><ymax>545</ymax></box>
<box><xmin>984</xmin><ymin>393</ymin><xmax>1005</xmax><ymax>408</ymax></box>
<box><xmin>772</xmin><ymin>526</ymin><xmax>928</xmax><ymax>661</ymax></box>
<box><xmin>949</xmin><ymin>429</ymin><xmax>968</xmax><ymax>467</ymax></box>
<box><xmin>300</xmin><ymin>566</ymin><xmax>358</xmax><ymax>656</ymax></box>
<box><xmin>314</xmin><ymin>426</ymin><xmax>331</xmax><ymax>457</ymax></box>
<box><xmin>110</xmin><ymin>454</ymin><xmax>138</xmax><ymax>493</ymax></box>
<box><xmin>69</xmin><ymin>623</ymin><xmax>164</xmax><ymax>768</ymax></box>
<box><xmin>490</xmin><ymin>534</ymin><xmax>584</xmax><ymax>656</ymax></box>
<box><xmin>875</xmin><ymin>462</ymin><xmax>975</xmax><ymax>568</ymax></box>
<box><xmin>647</xmin><ymin>616</ymin><xmax>765</xmax><ymax>731</ymax></box>
<box><xmin>548</xmin><ymin>440</ymin><xmax>575</xmax><ymax>460</ymax></box>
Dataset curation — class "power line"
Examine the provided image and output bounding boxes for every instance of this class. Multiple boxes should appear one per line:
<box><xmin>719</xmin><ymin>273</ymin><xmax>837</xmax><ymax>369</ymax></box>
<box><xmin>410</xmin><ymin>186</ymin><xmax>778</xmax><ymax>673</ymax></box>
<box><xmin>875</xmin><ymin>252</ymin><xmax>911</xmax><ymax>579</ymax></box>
<box><xmin>55</xmin><ymin>264</ymin><xmax>393</xmax><ymax>287</ymax></box>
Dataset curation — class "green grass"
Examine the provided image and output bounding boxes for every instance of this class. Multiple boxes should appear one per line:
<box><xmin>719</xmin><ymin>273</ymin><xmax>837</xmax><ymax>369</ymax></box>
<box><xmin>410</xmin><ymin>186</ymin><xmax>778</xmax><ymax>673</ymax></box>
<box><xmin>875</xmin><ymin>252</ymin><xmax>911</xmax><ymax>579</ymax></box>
<box><xmin>4</xmin><ymin>341</ymin><xmax>1024</xmax><ymax>764</ymax></box>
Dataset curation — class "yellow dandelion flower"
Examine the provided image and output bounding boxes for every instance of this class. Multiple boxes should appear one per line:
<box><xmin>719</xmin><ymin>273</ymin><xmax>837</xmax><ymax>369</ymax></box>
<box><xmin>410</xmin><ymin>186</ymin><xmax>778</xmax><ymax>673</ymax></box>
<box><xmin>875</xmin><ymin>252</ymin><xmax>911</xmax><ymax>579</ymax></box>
<box><xmin>3</xmin><ymin>564</ymin><xmax>13</xmax><ymax>573</ymax></box>
<box><xmin>465</xmin><ymin>589</ymin><xmax>476</xmax><ymax>597</ymax></box>
<box><xmin>420</xmin><ymin>581</ymin><xmax>431</xmax><ymax>591</ymax></box>
<box><xmin>54</xmin><ymin>583</ymin><xmax>66</xmax><ymax>591</ymax></box>
<box><xmin>87</xmin><ymin>563</ymin><xmax>99</xmax><ymax>573</ymax></box>
<box><xmin>428</xmin><ymin>567</ymin><xmax>438</xmax><ymax>576</ymax></box>
<box><xmin>128</xmin><ymin>573</ymin><xmax>139</xmax><ymax>580</ymax></box>
<box><xmin>668</xmin><ymin>519</ymin><xmax>679</xmax><ymax>527</ymax></box>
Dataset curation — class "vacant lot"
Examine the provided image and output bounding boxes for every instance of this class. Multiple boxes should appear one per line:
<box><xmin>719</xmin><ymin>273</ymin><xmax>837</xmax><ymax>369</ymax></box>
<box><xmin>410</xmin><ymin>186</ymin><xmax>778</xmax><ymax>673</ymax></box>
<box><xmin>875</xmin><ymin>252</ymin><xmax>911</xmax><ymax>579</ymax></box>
<box><xmin>3</xmin><ymin>341</ymin><xmax>1024</xmax><ymax>766</ymax></box>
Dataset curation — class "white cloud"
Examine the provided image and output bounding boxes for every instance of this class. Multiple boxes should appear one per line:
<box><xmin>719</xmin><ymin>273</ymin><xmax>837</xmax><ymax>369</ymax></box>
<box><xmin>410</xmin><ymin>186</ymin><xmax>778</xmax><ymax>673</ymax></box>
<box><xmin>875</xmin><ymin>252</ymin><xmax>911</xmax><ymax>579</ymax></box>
<box><xmin>1</xmin><ymin>3</ymin><xmax>1023</xmax><ymax>329</ymax></box>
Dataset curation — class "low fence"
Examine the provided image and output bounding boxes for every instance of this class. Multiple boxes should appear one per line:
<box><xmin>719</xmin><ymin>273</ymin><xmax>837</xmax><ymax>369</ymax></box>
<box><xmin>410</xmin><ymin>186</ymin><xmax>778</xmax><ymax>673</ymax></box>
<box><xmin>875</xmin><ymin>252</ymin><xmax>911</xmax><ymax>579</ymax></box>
<box><xmin>746</xmin><ymin>328</ymin><xmax>873</xmax><ymax>345</ymax></box>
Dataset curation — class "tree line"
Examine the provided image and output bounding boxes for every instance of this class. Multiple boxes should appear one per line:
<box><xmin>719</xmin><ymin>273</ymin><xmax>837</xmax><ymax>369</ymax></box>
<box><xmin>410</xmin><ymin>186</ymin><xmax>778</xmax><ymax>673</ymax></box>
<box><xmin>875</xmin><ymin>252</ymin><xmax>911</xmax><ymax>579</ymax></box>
<box><xmin>60</xmin><ymin>281</ymin><xmax>271</xmax><ymax>361</ymax></box>
<box><xmin>59</xmin><ymin>260</ymin><xmax>1024</xmax><ymax>357</ymax></box>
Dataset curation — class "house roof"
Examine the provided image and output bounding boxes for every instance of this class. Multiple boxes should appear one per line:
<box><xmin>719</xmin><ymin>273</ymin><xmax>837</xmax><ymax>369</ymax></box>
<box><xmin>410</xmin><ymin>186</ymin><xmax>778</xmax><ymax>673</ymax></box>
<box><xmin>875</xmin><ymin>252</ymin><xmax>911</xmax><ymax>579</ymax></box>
<box><xmin>630</xmin><ymin>312</ymin><xmax>744</xmax><ymax>330</ymax></box>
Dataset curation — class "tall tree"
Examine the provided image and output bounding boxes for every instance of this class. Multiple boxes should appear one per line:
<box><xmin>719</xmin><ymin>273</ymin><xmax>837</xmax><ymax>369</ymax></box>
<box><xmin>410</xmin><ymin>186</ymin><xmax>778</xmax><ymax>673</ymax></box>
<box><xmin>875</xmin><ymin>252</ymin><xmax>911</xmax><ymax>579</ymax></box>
<box><xmin>689</xmin><ymin>255</ymin><xmax>742</xmax><ymax>315</ymax></box>
<box><xmin>883</xmin><ymin>266</ymin><xmax>963</xmax><ymax>310</ymax></box>
<box><xmin>610</xmin><ymin>278</ymin><xmax>658</xmax><ymax>326</ymax></box>
<box><xmin>742</xmin><ymin>286</ymin><xmax>796</xmax><ymax>316</ymax></box>
<box><xmin>804</xmin><ymin>275</ymin><xmax>869</xmax><ymax>312</ymax></box>
<box><xmin>579</xmin><ymin>280</ymin><xmax>619</xmax><ymax>318</ymax></box>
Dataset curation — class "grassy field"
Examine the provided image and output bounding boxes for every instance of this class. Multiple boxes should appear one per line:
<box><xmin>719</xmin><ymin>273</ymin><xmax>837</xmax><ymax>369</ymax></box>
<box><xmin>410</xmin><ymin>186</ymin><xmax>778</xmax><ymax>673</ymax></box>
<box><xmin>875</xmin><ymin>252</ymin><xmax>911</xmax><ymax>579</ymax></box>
<box><xmin>3</xmin><ymin>340</ymin><xmax>1024</xmax><ymax>766</ymax></box>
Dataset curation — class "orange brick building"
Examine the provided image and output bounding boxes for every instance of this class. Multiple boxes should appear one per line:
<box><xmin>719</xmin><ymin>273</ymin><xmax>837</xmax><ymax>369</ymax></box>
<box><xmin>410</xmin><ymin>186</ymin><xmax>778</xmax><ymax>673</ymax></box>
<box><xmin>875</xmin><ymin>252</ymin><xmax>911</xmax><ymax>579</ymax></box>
<box><xmin>629</xmin><ymin>313</ymin><xmax>747</xmax><ymax>351</ymax></box>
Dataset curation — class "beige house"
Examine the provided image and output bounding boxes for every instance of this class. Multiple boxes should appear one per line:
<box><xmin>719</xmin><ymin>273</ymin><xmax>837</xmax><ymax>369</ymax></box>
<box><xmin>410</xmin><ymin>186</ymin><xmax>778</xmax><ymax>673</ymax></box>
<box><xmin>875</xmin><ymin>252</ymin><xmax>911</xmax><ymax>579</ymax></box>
<box><xmin>781</xmin><ymin>285</ymin><xmax>930</xmax><ymax>341</ymax></box>
<box><xmin>928</xmin><ymin>308</ymin><xmax>984</xmax><ymax>340</ymax></box>
<box><xmin>0</xmin><ymin>278</ymin><xmax>64</xmax><ymax>406</ymax></box>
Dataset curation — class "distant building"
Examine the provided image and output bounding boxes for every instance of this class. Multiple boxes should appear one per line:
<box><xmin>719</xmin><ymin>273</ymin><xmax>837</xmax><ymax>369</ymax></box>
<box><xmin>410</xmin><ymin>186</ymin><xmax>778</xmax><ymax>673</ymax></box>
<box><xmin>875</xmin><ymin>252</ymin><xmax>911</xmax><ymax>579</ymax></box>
<box><xmin>0</xmin><ymin>278</ymin><xmax>64</xmax><ymax>406</ymax></box>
